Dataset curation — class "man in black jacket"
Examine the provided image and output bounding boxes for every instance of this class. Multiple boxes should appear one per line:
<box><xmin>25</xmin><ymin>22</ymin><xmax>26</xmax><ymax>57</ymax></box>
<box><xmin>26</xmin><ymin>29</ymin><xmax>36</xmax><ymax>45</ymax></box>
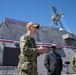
<box><xmin>44</xmin><ymin>44</ymin><xmax>63</xmax><ymax>75</ymax></box>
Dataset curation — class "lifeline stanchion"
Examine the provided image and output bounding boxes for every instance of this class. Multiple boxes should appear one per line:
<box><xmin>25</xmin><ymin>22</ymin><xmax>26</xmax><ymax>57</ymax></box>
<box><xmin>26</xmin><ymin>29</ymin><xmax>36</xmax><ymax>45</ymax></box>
<box><xmin>65</xmin><ymin>61</ymin><xmax>70</xmax><ymax>75</ymax></box>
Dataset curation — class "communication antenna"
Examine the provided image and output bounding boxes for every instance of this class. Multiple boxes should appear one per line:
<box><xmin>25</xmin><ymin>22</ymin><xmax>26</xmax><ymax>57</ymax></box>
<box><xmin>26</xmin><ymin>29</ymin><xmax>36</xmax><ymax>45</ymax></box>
<box><xmin>51</xmin><ymin>6</ymin><xmax>64</xmax><ymax>29</ymax></box>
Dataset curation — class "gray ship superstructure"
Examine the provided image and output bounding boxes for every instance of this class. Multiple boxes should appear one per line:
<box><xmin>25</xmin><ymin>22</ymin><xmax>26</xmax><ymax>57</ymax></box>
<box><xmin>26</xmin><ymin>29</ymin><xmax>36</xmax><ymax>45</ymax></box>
<box><xmin>0</xmin><ymin>7</ymin><xmax>76</xmax><ymax>75</ymax></box>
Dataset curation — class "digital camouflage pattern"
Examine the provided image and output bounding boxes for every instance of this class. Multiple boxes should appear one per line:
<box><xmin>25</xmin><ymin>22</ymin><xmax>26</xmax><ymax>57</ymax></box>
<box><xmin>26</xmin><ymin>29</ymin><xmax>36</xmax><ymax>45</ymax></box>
<box><xmin>71</xmin><ymin>54</ymin><xmax>76</xmax><ymax>73</ymax></box>
<box><xmin>18</xmin><ymin>34</ymin><xmax>40</xmax><ymax>75</ymax></box>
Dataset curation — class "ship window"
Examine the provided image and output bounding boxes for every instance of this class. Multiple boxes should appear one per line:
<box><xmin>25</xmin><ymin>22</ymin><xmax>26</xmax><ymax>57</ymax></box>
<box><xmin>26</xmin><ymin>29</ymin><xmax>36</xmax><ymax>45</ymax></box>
<box><xmin>42</xmin><ymin>30</ymin><xmax>44</xmax><ymax>33</ymax></box>
<box><xmin>45</xmin><ymin>30</ymin><xmax>47</xmax><ymax>33</ymax></box>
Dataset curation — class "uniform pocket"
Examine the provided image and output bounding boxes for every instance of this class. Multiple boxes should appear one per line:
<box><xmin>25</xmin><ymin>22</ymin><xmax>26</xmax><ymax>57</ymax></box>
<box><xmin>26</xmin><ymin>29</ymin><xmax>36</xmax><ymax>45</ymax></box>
<box><xmin>21</xmin><ymin>62</ymin><xmax>30</xmax><ymax>70</ymax></box>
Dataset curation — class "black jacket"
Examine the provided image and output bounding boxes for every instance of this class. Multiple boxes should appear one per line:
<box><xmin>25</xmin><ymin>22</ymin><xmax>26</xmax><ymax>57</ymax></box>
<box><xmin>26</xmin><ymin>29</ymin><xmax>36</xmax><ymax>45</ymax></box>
<box><xmin>44</xmin><ymin>51</ymin><xmax>63</xmax><ymax>75</ymax></box>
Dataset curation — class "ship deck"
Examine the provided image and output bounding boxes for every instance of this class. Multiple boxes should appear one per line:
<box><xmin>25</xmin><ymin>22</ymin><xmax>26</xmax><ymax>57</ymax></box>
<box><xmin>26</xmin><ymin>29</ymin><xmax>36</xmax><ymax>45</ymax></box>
<box><xmin>0</xmin><ymin>66</ymin><xmax>76</xmax><ymax>75</ymax></box>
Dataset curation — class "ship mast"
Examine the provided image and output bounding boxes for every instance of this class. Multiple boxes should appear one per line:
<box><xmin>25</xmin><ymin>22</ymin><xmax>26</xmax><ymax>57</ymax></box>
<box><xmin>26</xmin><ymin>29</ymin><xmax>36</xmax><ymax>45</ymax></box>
<box><xmin>51</xmin><ymin>6</ymin><xmax>64</xmax><ymax>29</ymax></box>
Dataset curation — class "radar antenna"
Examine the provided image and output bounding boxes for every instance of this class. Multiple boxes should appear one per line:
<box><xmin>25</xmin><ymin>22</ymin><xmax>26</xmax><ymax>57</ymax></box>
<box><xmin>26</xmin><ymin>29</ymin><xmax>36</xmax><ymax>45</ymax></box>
<box><xmin>51</xmin><ymin>6</ymin><xmax>64</xmax><ymax>29</ymax></box>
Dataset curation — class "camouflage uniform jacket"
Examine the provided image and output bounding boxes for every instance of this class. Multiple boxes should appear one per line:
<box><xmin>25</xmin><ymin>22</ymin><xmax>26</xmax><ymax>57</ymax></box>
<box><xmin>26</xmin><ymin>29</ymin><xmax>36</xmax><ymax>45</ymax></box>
<box><xmin>18</xmin><ymin>34</ymin><xmax>40</xmax><ymax>75</ymax></box>
<box><xmin>71</xmin><ymin>55</ymin><xmax>76</xmax><ymax>73</ymax></box>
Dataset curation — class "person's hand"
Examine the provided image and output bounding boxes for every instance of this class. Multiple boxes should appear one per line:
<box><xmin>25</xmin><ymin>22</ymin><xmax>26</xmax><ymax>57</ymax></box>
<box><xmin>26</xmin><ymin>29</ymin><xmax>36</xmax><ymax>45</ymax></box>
<box><xmin>38</xmin><ymin>46</ymin><xmax>47</xmax><ymax>54</ymax></box>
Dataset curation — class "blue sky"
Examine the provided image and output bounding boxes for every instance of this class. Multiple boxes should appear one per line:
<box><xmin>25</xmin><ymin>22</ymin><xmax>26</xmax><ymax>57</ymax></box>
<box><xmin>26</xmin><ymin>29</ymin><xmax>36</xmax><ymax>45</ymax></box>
<box><xmin>0</xmin><ymin>0</ymin><xmax>76</xmax><ymax>35</ymax></box>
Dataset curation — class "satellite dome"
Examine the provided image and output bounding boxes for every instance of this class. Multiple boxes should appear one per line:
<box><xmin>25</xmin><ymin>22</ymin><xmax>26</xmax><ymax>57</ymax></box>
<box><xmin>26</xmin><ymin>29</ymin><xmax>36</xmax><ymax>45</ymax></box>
<box><xmin>59</xmin><ymin>28</ymin><xmax>64</xmax><ymax>31</ymax></box>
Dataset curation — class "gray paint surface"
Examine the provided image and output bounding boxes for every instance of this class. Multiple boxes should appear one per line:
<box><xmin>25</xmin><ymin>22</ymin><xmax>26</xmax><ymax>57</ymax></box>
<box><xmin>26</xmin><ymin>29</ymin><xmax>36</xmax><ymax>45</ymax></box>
<box><xmin>0</xmin><ymin>18</ymin><xmax>76</xmax><ymax>74</ymax></box>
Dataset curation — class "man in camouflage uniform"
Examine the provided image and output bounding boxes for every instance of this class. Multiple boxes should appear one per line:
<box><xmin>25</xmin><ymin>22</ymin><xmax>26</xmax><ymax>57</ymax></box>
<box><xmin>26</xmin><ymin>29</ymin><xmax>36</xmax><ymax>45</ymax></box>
<box><xmin>18</xmin><ymin>22</ymin><xmax>47</xmax><ymax>75</ymax></box>
<box><xmin>71</xmin><ymin>54</ymin><xmax>76</xmax><ymax>73</ymax></box>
